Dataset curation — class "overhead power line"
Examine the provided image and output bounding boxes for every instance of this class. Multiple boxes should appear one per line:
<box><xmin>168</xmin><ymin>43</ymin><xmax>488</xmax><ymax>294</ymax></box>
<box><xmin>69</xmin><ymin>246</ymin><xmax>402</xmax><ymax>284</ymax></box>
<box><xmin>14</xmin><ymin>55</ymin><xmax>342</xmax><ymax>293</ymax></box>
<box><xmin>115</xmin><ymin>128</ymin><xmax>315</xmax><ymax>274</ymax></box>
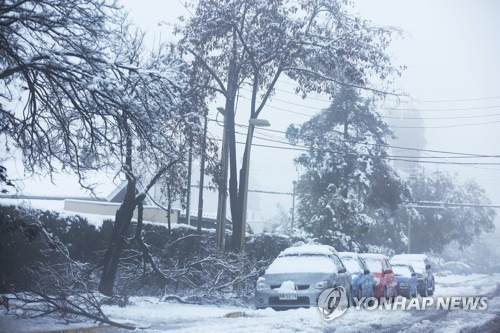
<box><xmin>238</xmin><ymin>92</ymin><xmax>500</xmax><ymax>126</ymax></box>
<box><xmin>389</xmin><ymin>120</ymin><xmax>500</xmax><ymax>129</ymax></box>
<box><xmin>407</xmin><ymin>201</ymin><xmax>500</xmax><ymax>209</ymax></box>
<box><xmin>224</xmin><ymin>131</ymin><xmax>500</xmax><ymax>166</ymax></box>
<box><xmin>272</xmin><ymin>80</ymin><xmax>500</xmax><ymax>103</ymax></box>
<box><xmin>237</xmin><ymin>130</ymin><xmax>500</xmax><ymax>160</ymax></box>
<box><xmin>209</xmin><ymin>118</ymin><xmax>500</xmax><ymax>158</ymax></box>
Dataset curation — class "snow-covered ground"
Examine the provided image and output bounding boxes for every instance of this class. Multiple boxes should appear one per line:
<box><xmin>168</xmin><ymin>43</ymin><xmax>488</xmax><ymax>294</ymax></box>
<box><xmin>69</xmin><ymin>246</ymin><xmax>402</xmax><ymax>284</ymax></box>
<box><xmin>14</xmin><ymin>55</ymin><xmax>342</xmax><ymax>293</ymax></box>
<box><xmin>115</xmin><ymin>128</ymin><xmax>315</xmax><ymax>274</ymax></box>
<box><xmin>1</xmin><ymin>273</ymin><xmax>499</xmax><ymax>333</ymax></box>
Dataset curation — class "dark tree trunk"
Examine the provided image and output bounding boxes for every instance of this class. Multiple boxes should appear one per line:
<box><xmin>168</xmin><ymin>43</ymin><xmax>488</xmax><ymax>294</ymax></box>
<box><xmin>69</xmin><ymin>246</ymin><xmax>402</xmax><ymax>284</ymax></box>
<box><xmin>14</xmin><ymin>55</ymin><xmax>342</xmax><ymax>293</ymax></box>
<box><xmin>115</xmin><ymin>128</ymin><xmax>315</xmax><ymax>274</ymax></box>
<box><xmin>98</xmin><ymin>179</ymin><xmax>137</xmax><ymax>296</ymax></box>
<box><xmin>226</xmin><ymin>28</ymin><xmax>243</xmax><ymax>251</ymax></box>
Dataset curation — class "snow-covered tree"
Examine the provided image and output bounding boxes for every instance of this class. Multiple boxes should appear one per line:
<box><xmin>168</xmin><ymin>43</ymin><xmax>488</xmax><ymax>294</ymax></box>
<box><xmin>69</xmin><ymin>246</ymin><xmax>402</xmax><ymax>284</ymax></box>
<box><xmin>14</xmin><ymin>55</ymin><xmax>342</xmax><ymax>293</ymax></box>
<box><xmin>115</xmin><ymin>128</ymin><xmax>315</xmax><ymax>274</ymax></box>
<box><xmin>407</xmin><ymin>170</ymin><xmax>496</xmax><ymax>253</ymax></box>
<box><xmin>177</xmin><ymin>0</ymin><xmax>403</xmax><ymax>250</ymax></box>
<box><xmin>287</xmin><ymin>87</ymin><xmax>408</xmax><ymax>251</ymax></box>
<box><xmin>0</xmin><ymin>0</ymin><xmax>216</xmax><ymax>295</ymax></box>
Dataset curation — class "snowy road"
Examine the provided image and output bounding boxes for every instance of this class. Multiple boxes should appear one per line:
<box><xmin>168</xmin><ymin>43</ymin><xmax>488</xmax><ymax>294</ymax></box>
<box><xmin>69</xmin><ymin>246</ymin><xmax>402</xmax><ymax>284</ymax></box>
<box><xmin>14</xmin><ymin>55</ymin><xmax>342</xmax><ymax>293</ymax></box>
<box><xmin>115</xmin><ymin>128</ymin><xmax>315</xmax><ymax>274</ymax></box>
<box><xmin>2</xmin><ymin>274</ymin><xmax>499</xmax><ymax>333</ymax></box>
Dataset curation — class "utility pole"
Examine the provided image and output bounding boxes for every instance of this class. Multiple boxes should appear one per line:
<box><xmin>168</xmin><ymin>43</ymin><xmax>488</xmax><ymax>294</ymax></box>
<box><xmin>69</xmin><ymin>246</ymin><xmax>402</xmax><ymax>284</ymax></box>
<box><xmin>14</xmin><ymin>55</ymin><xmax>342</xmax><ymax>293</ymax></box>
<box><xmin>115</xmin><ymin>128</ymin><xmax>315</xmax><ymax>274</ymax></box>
<box><xmin>216</xmin><ymin>107</ymin><xmax>228</xmax><ymax>251</ymax></box>
<box><xmin>291</xmin><ymin>180</ymin><xmax>296</xmax><ymax>231</ymax></box>
<box><xmin>186</xmin><ymin>141</ymin><xmax>193</xmax><ymax>226</ymax></box>
<box><xmin>240</xmin><ymin>118</ymin><xmax>270</xmax><ymax>250</ymax></box>
<box><xmin>197</xmin><ymin>111</ymin><xmax>208</xmax><ymax>233</ymax></box>
<box><xmin>407</xmin><ymin>208</ymin><xmax>411</xmax><ymax>254</ymax></box>
<box><xmin>240</xmin><ymin>124</ymin><xmax>254</xmax><ymax>250</ymax></box>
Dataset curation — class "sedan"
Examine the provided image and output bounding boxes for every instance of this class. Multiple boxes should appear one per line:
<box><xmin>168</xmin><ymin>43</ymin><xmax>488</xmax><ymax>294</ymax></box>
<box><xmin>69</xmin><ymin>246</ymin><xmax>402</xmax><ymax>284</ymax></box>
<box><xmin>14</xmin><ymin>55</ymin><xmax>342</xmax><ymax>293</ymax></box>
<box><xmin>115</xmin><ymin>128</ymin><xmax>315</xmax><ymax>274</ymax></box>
<box><xmin>391</xmin><ymin>263</ymin><xmax>418</xmax><ymax>298</ymax></box>
<box><xmin>359</xmin><ymin>253</ymin><xmax>398</xmax><ymax>299</ymax></box>
<box><xmin>338</xmin><ymin>252</ymin><xmax>375</xmax><ymax>301</ymax></box>
<box><xmin>255</xmin><ymin>245</ymin><xmax>352</xmax><ymax>310</ymax></box>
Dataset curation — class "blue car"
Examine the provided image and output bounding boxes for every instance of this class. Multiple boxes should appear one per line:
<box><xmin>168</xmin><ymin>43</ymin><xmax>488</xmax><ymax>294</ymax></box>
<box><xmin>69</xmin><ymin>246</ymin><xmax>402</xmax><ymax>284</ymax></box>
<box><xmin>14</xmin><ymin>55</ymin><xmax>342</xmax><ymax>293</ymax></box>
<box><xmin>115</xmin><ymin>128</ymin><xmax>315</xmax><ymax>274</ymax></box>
<box><xmin>338</xmin><ymin>252</ymin><xmax>375</xmax><ymax>301</ymax></box>
<box><xmin>391</xmin><ymin>263</ymin><xmax>418</xmax><ymax>298</ymax></box>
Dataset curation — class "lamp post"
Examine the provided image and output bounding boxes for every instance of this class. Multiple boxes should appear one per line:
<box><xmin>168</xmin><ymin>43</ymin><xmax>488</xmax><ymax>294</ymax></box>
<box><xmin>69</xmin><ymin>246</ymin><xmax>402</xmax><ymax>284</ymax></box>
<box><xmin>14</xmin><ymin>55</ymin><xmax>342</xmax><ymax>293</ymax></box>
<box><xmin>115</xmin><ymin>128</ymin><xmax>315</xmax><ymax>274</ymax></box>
<box><xmin>240</xmin><ymin>118</ymin><xmax>271</xmax><ymax>250</ymax></box>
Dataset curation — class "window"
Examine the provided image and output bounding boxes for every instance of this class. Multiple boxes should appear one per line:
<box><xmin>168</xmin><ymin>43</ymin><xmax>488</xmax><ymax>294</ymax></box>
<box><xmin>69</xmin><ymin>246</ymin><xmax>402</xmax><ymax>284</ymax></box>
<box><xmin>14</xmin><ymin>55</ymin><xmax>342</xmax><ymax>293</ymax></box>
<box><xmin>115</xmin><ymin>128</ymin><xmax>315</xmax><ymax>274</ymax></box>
<box><xmin>331</xmin><ymin>254</ymin><xmax>345</xmax><ymax>271</ymax></box>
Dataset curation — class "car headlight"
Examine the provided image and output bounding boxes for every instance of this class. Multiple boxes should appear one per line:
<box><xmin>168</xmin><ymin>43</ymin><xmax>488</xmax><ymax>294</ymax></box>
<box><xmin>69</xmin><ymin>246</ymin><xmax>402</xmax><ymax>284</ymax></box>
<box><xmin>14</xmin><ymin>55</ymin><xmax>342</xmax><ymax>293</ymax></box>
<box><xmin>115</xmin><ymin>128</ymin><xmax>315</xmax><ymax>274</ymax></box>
<box><xmin>256</xmin><ymin>277</ymin><xmax>270</xmax><ymax>291</ymax></box>
<box><xmin>315</xmin><ymin>280</ymin><xmax>329</xmax><ymax>289</ymax></box>
<box><xmin>373</xmin><ymin>277</ymin><xmax>380</xmax><ymax>285</ymax></box>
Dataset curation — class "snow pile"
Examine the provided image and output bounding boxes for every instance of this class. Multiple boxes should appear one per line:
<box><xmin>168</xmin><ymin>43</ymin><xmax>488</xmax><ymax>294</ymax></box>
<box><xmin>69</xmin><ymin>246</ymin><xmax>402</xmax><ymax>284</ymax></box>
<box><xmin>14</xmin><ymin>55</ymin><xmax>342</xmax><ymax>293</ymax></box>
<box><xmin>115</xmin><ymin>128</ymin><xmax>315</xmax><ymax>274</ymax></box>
<box><xmin>276</xmin><ymin>281</ymin><xmax>296</xmax><ymax>293</ymax></box>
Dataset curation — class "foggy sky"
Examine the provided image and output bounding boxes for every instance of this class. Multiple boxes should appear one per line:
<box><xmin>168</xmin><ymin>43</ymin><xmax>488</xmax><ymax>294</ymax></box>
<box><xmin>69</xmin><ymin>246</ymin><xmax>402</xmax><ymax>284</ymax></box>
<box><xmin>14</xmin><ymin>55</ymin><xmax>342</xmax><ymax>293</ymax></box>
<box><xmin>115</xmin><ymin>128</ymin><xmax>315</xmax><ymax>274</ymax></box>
<box><xmin>8</xmin><ymin>0</ymin><xmax>500</xmax><ymax>223</ymax></box>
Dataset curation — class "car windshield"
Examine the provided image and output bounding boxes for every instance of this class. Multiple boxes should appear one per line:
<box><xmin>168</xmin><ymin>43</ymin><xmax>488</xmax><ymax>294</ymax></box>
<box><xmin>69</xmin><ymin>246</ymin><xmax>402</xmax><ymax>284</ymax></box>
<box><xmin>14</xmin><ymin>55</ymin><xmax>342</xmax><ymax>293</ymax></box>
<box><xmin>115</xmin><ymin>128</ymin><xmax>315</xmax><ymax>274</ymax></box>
<box><xmin>364</xmin><ymin>259</ymin><xmax>382</xmax><ymax>273</ymax></box>
<box><xmin>392</xmin><ymin>265</ymin><xmax>412</xmax><ymax>277</ymax></box>
<box><xmin>266</xmin><ymin>255</ymin><xmax>338</xmax><ymax>274</ymax></box>
<box><xmin>341</xmin><ymin>258</ymin><xmax>363</xmax><ymax>274</ymax></box>
<box><xmin>408</xmin><ymin>261</ymin><xmax>425</xmax><ymax>272</ymax></box>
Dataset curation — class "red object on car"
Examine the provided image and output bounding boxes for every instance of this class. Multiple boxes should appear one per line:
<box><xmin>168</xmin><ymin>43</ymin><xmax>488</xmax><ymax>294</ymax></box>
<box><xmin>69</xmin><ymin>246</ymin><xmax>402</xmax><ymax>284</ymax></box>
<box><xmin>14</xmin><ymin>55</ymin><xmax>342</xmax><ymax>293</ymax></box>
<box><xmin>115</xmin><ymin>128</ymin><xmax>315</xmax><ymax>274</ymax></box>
<box><xmin>359</xmin><ymin>253</ymin><xmax>398</xmax><ymax>299</ymax></box>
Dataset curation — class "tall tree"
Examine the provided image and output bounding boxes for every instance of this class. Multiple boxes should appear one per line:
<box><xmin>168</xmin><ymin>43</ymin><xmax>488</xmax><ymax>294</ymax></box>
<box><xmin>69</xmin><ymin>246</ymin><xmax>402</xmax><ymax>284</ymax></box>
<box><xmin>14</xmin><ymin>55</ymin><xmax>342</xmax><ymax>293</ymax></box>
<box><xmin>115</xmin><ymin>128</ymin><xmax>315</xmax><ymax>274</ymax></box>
<box><xmin>177</xmin><ymin>0</ymin><xmax>402</xmax><ymax>250</ymax></box>
<box><xmin>407</xmin><ymin>170</ymin><xmax>496</xmax><ymax>253</ymax></box>
<box><xmin>286</xmin><ymin>87</ymin><xmax>408</xmax><ymax>251</ymax></box>
<box><xmin>95</xmin><ymin>30</ymin><xmax>216</xmax><ymax>296</ymax></box>
<box><xmin>0</xmin><ymin>0</ymin><xmax>215</xmax><ymax>295</ymax></box>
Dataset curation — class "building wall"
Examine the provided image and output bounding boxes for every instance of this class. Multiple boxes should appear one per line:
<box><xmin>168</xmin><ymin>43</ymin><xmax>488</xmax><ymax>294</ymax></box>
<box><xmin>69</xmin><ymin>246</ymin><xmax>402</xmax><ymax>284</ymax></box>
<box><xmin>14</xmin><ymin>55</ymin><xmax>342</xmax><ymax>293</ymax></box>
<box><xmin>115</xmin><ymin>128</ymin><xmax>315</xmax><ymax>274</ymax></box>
<box><xmin>64</xmin><ymin>199</ymin><xmax>179</xmax><ymax>224</ymax></box>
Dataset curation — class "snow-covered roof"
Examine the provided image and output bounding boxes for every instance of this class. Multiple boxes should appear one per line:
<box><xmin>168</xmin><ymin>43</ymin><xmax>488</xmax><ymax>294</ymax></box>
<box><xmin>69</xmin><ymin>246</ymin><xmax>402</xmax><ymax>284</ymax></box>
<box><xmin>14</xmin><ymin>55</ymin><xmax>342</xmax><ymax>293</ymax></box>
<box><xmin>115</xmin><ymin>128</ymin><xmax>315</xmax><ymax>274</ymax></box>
<box><xmin>280</xmin><ymin>244</ymin><xmax>336</xmax><ymax>257</ymax></box>
<box><xmin>359</xmin><ymin>253</ymin><xmax>388</xmax><ymax>260</ymax></box>
<box><xmin>266</xmin><ymin>255</ymin><xmax>338</xmax><ymax>274</ymax></box>
<box><xmin>338</xmin><ymin>251</ymin><xmax>359</xmax><ymax>259</ymax></box>
<box><xmin>443</xmin><ymin>261</ymin><xmax>471</xmax><ymax>269</ymax></box>
<box><xmin>391</xmin><ymin>254</ymin><xmax>428</xmax><ymax>262</ymax></box>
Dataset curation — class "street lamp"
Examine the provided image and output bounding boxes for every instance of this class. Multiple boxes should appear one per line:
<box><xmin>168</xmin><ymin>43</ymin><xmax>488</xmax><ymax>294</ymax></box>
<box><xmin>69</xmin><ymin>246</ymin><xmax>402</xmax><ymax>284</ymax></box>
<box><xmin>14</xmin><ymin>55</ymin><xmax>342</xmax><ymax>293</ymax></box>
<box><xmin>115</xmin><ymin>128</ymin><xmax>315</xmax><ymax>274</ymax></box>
<box><xmin>240</xmin><ymin>118</ymin><xmax>271</xmax><ymax>250</ymax></box>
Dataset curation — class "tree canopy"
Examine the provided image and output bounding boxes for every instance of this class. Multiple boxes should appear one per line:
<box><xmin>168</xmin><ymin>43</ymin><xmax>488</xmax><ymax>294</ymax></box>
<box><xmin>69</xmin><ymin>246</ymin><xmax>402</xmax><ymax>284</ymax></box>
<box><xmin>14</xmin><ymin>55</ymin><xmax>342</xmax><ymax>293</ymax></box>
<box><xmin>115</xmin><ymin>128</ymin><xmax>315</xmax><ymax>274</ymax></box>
<box><xmin>287</xmin><ymin>87</ymin><xmax>409</xmax><ymax>251</ymax></box>
<box><xmin>178</xmin><ymin>0</ymin><xmax>403</xmax><ymax>249</ymax></box>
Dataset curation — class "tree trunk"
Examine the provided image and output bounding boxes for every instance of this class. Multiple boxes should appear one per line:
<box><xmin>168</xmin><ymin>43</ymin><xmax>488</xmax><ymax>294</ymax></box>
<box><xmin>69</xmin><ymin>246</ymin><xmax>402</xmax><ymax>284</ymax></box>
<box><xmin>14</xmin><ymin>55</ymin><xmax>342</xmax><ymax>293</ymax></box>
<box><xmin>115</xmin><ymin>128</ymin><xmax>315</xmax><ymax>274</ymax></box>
<box><xmin>98</xmin><ymin>179</ymin><xmax>137</xmax><ymax>296</ymax></box>
<box><xmin>226</xmin><ymin>28</ymin><xmax>243</xmax><ymax>251</ymax></box>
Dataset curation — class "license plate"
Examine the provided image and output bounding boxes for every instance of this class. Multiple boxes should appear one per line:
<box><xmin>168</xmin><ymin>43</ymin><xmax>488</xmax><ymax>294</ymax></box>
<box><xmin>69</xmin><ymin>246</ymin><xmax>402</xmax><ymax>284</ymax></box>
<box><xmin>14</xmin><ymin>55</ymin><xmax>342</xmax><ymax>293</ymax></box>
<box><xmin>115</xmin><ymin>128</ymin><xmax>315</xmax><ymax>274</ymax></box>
<box><xmin>279</xmin><ymin>292</ymin><xmax>297</xmax><ymax>300</ymax></box>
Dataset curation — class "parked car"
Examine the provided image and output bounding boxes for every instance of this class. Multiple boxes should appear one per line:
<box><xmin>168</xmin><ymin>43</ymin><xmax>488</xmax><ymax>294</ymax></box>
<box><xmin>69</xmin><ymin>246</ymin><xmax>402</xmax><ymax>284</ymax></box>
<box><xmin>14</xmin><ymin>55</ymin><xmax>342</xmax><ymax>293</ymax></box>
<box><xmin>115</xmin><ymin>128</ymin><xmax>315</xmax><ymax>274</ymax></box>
<box><xmin>359</xmin><ymin>253</ymin><xmax>398</xmax><ymax>299</ymax></box>
<box><xmin>391</xmin><ymin>263</ymin><xmax>418</xmax><ymax>298</ymax></box>
<box><xmin>255</xmin><ymin>245</ymin><xmax>352</xmax><ymax>310</ymax></box>
<box><xmin>338</xmin><ymin>252</ymin><xmax>375</xmax><ymax>301</ymax></box>
<box><xmin>391</xmin><ymin>254</ymin><xmax>435</xmax><ymax>297</ymax></box>
<box><xmin>440</xmin><ymin>261</ymin><xmax>473</xmax><ymax>275</ymax></box>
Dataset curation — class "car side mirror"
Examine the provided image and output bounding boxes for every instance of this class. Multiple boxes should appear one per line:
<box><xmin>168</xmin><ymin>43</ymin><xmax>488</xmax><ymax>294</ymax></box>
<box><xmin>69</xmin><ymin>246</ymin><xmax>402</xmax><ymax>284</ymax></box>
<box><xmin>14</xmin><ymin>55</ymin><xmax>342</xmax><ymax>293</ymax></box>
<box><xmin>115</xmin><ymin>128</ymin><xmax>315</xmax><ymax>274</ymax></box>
<box><xmin>411</xmin><ymin>272</ymin><xmax>417</xmax><ymax>277</ymax></box>
<box><xmin>383</xmin><ymin>269</ymin><xmax>393</xmax><ymax>275</ymax></box>
<box><xmin>426</xmin><ymin>264</ymin><xmax>431</xmax><ymax>270</ymax></box>
<box><xmin>339</xmin><ymin>267</ymin><xmax>347</xmax><ymax>274</ymax></box>
<box><xmin>364</xmin><ymin>269</ymin><xmax>370</xmax><ymax>275</ymax></box>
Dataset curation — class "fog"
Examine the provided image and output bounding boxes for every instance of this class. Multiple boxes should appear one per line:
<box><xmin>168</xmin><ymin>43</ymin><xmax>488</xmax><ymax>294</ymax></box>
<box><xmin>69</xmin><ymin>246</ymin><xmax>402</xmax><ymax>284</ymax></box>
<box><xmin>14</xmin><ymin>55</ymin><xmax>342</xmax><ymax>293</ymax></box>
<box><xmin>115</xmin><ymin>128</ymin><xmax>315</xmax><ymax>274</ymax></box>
<box><xmin>7</xmin><ymin>0</ymin><xmax>500</xmax><ymax>225</ymax></box>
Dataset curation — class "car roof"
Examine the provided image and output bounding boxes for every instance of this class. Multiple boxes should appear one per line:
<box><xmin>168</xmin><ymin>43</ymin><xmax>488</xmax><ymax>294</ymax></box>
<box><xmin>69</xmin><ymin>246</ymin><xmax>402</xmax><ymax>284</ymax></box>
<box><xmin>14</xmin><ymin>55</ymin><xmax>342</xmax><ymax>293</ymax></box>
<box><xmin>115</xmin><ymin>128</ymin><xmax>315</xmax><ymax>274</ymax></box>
<box><xmin>391</xmin><ymin>254</ymin><xmax>428</xmax><ymax>262</ymax></box>
<box><xmin>391</xmin><ymin>262</ymin><xmax>413</xmax><ymax>267</ymax></box>
<box><xmin>280</xmin><ymin>244</ymin><xmax>337</xmax><ymax>257</ymax></box>
<box><xmin>359</xmin><ymin>253</ymin><xmax>389</xmax><ymax>260</ymax></box>
<box><xmin>338</xmin><ymin>251</ymin><xmax>360</xmax><ymax>259</ymax></box>
<box><xmin>443</xmin><ymin>261</ymin><xmax>471</xmax><ymax>268</ymax></box>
